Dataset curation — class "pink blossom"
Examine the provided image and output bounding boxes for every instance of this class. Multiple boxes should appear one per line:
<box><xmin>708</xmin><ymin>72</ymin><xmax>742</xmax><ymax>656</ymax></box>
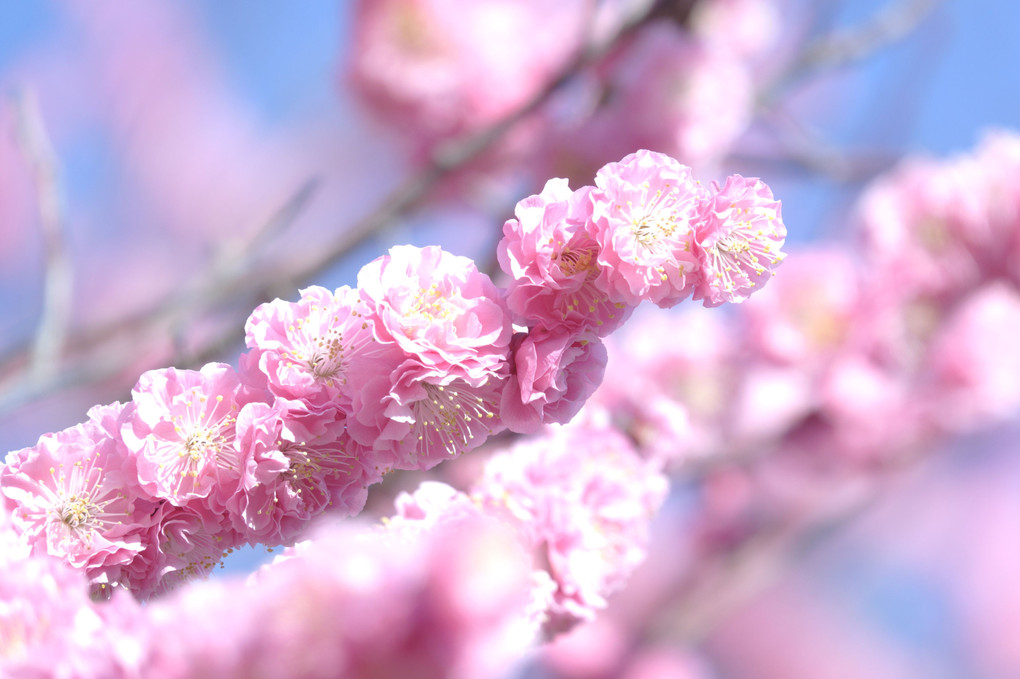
<box><xmin>1</xmin><ymin>404</ymin><xmax>158</xmax><ymax>588</ymax></box>
<box><xmin>693</xmin><ymin>174</ymin><xmax>786</xmax><ymax>307</ymax></box>
<box><xmin>498</xmin><ymin>178</ymin><xmax>632</xmax><ymax>335</ymax></box>
<box><xmin>241</xmin><ymin>285</ymin><xmax>396</xmax><ymax>436</ymax></box>
<box><xmin>357</xmin><ymin>245</ymin><xmax>512</xmax><ymax>466</ymax></box>
<box><xmin>591</xmin><ymin>23</ymin><xmax>755</xmax><ymax>167</ymax></box>
<box><xmin>474</xmin><ymin>423</ymin><xmax>669</xmax><ymax>630</ymax></box>
<box><xmin>924</xmin><ymin>283</ymin><xmax>1020</xmax><ymax>431</ymax></box>
<box><xmin>121</xmin><ymin>363</ymin><xmax>252</xmax><ymax>508</ymax></box>
<box><xmin>228</xmin><ymin>399</ymin><xmax>376</xmax><ymax>545</ymax></box>
<box><xmin>0</xmin><ymin>523</ymin><xmax>148</xmax><ymax>678</ymax></box>
<box><xmin>143</xmin><ymin>519</ymin><xmax>540</xmax><ymax>679</ymax></box>
<box><xmin>588</xmin><ymin>150</ymin><xmax>705</xmax><ymax>308</ymax></box>
<box><xmin>590</xmin><ymin>305</ymin><xmax>732</xmax><ymax>463</ymax></box>
<box><xmin>347</xmin><ymin>0</ymin><xmax>588</xmax><ymax>152</ymax></box>
<box><xmin>358</xmin><ymin>244</ymin><xmax>512</xmax><ymax>385</ymax></box>
<box><xmin>856</xmin><ymin>153</ymin><xmax>993</xmax><ymax>303</ymax></box>
<box><xmin>690</xmin><ymin>0</ymin><xmax>782</xmax><ymax>59</ymax></box>
<box><xmin>379</xmin><ymin>367</ymin><xmax>505</xmax><ymax>470</ymax></box>
<box><xmin>501</xmin><ymin>326</ymin><xmax>608</xmax><ymax>434</ymax></box>
<box><xmin>738</xmin><ymin>249</ymin><xmax>861</xmax><ymax>366</ymax></box>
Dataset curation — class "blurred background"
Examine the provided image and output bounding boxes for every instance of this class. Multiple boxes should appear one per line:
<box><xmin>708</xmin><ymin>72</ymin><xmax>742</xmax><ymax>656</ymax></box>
<box><xmin>2</xmin><ymin>1</ymin><xmax>1020</xmax><ymax>677</ymax></box>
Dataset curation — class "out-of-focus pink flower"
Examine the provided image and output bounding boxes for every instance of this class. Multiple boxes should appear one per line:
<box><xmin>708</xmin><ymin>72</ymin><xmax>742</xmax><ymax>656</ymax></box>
<box><xmin>591</xmin><ymin>306</ymin><xmax>733</xmax><ymax>462</ymax></box>
<box><xmin>501</xmin><ymin>326</ymin><xmax>608</xmax><ymax>434</ymax></box>
<box><xmin>348</xmin><ymin>0</ymin><xmax>588</xmax><ymax>152</ymax></box>
<box><xmin>693</xmin><ymin>174</ymin><xmax>786</xmax><ymax>307</ymax></box>
<box><xmin>588</xmin><ymin>150</ymin><xmax>704</xmax><ymax>308</ymax></box>
<box><xmin>856</xmin><ymin>153</ymin><xmax>993</xmax><ymax>303</ymax></box>
<box><xmin>0</xmin><ymin>517</ymin><xmax>147</xmax><ymax>678</ymax></box>
<box><xmin>1</xmin><ymin>403</ymin><xmax>157</xmax><ymax>588</ymax></box>
<box><xmin>144</xmin><ymin>518</ymin><xmax>540</xmax><ymax>679</ymax></box>
<box><xmin>475</xmin><ymin>423</ymin><xmax>669</xmax><ymax>630</ymax></box>
<box><xmin>924</xmin><ymin>282</ymin><xmax>1020</xmax><ymax>431</ymax></box>
<box><xmin>690</xmin><ymin>0</ymin><xmax>782</xmax><ymax>60</ymax></box>
<box><xmin>499</xmin><ymin>178</ymin><xmax>633</xmax><ymax>336</ymax></box>
<box><xmin>739</xmin><ymin>249</ymin><xmax>862</xmax><ymax>367</ymax></box>
<box><xmin>593</xmin><ymin>23</ymin><xmax>755</xmax><ymax>168</ymax></box>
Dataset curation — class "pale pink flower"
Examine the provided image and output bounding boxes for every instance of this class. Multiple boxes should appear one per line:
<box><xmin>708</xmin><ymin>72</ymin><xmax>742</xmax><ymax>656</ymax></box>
<box><xmin>738</xmin><ymin>248</ymin><xmax>861</xmax><ymax>366</ymax></box>
<box><xmin>690</xmin><ymin>0</ymin><xmax>782</xmax><ymax>59</ymax></box>
<box><xmin>855</xmin><ymin>153</ymin><xmax>993</xmax><ymax>303</ymax></box>
<box><xmin>593</xmin><ymin>23</ymin><xmax>754</xmax><ymax>167</ymax></box>
<box><xmin>501</xmin><ymin>326</ymin><xmax>608</xmax><ymax>434</ymax></box>
<box><xmin>499</xmin><ymin>178</ymin><xmax>632</xmax><ymax>335</ymax></box>
<box><xmin>692</xmin><ymin>174</ymin><xmax>786</xmax><ymax>307</ymax></box>
<box><xmin>474</xmin><ymin>423</ymin><xmax>669</xmax><ymax>630</ymax></box>
<box><xmin>348</xmin><ymin>0</ymin><xmax>588</xmax><ymax>151</ymax></box>
<box><xmin>0</xmin><ymin>524</ymin><xmax>148</xmax><ymax>678</ymax></box>
<box><xmin>591</xmin><ymin>305</ymin><xmax>733</xmax><ymax>462</ymax></box>
<box><xmin>144</xmin><ymin>519</ymin><xmax>540</xmax><ymax>679</ymax></box>
<box><xmin>121</xmin><ymin>363</ymin><xmax>251</xmax><ymax>507</ymax></box>
<box><xmin>924</xmin><ymin>283</ymin><xmax>1020</xmax><ymax>431</ymax></box>
<box><xmin>1</xmin><ymin>404</ymin><xmax>158</xmax><ymax>588</ymax></box>
<box><xmin>588</xmin><ymin>150</ymin><xmax>705</xmax><ymax>308</ymax></box>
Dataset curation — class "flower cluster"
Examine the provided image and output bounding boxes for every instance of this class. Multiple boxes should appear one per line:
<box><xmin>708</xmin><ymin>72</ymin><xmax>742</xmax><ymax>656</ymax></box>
<box><xmin>1</xmin><ymin>150</ymin><xmax>784</xmax><ymax>610</ymax></box>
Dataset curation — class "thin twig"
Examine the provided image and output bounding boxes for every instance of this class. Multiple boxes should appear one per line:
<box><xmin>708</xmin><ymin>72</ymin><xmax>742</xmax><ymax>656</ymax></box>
<box><xmin>762</xmin><ymin>0</ymin><xmax>942</xmax><ymax>105</ymax></box>
<box><xmin>11</xmin><ymin>89</ymin><xmax>73</xmax><ymax>384</ymax></box>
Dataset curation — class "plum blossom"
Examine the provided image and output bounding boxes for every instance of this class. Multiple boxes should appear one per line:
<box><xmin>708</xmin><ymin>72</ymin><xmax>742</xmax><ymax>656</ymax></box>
<box><xmin>143</xmin><ymin>518</ymin><xmax>541</xmax><ymax>679</ymax></box>
<box><xmin>0</xmin><ymin>404</ymin><xmax>157</xmax><ymax>588</ymax></box>
<box><xmin>499</xmin><ymin>178</ymin><xmax>632</xmax><ymax>336</ymax></box>
<box><xmin>121</xmin><ymin>363</ymin><xmax>252</xmax><ymax>508</ymax></box>
<box><xmin>358</xmin><ymin>245</ymin><xmax>513</xmax><ymax>467</ymax></box>
<box><xmin>501</xmin><ymin>326</ymin><xmax>608</xmax><ymax>434</ymax></box>
<box><xmin>241</xmin><ymin>285</ymin><xmax>394</xmax><ymax>437</ymax></box>
<box><xmin>228</xmin><ymin>399</ymin><xmax>376</xmax><ymax>545</ymax></box>
<box><xmin>693</xmin><ymin>174</ymin><xmax>786</xmax><ymax>307</ymax></box>
<box><xmin>588</xmin><ymin>150</ymin><xmax>705</xmax><ymax>308</ymax></box>
<box><xmin>0</xmin><ymin>514</ymin><xmax>147</xmax><ymax>678</ymax></box>
<box><xmin>474</xmin><ymin>423</ymin><xmax>669</xmax><ymax>630</ymax></box>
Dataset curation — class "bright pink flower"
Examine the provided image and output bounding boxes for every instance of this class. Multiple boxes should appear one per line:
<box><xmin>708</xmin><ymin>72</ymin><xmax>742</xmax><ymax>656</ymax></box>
<box><xmin>693</xmin><ymin>174</ymin><xmax>786</xmax><ymax>307</ymax></box>
<box><xmin>588</xmin><ymin>150</ymin><xmax>705</xmax><ymax>308</ymax></box>
<box><xmin>122</xmin><ymin>363</ymin><xmax>252</xmax><ymax>507</ymax></box>
<box><xmin>357</xmin><ymin>245</ymin><xmax>512</xmax><ymax>467</ymax></box>
<box><xmin>358</xmin><ymin>244</ymin><xmax>512</xmax><ymax>386</ymax></box>
<box><xmin>228</xmin><ymin>399</ymin><xmax>376</xmax><ymax>545</ymax></box>
<box><xmin>379</xmin><ymin>367</ymin><xmax>505</xmax><ymax>470</ymax></box>
<box><xmin>501</xmin><ymin>326</ymin><xmax>608</xmax><ymax>434</ymax></box>
<box><xmin>1</xmin><ymin>404</ymin><xmax>158</xmax><ymax>587</ymax></box>
<box><xmin>474</xmin><ymin>423</ymin><xmax>669</xmax><ymax>630</ymax></box>
<box><xmin>241</xmin><ymin>285</ymin><xmax>395</xmax><ymax>434</ymax></box>
<box><xmin>499</xmin><ymin>179</ymin><xmax>632</xmax><ymax>335</ymax></box>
